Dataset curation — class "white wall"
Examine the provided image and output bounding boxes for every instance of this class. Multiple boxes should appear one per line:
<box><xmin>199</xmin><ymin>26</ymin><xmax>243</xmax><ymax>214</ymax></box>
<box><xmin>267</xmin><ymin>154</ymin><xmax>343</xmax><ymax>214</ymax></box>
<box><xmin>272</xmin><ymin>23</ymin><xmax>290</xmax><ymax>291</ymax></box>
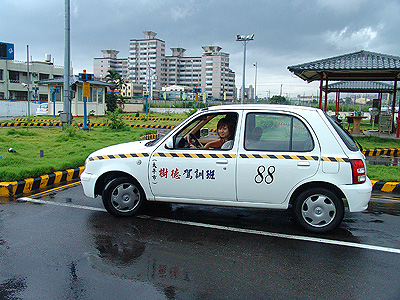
<box><xmin>0</xmin><ymin>100</ymin><xmax>41</xmax><ymax>118</ymax></box>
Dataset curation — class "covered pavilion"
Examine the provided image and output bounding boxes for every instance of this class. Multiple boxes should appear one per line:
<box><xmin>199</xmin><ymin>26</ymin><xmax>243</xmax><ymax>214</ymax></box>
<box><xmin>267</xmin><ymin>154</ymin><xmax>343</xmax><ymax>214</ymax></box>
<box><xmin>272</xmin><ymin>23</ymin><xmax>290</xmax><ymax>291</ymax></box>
<box><xmin>288</xmin><ymin>50</ymin><xmax>400</xmax><ymax>137</ymax></box>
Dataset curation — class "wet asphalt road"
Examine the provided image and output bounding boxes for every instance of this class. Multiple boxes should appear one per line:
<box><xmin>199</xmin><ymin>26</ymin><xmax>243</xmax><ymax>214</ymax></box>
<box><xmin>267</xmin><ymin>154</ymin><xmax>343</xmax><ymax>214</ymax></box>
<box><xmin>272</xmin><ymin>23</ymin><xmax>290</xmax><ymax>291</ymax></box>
<box><xmin>1</xmin><ymin>184</ymin><xmax>400</xmax><ymax>299</ymax></box>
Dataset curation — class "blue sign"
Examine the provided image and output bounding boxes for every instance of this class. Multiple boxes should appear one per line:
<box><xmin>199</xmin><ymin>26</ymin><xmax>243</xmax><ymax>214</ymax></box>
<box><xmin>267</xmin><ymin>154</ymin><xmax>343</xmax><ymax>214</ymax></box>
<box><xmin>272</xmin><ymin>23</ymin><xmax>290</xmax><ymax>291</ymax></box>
<box><xmin>0</xmin><ymin>42</ymin><xmax>14</xmax><ymax>60</ymax></box>
<box><xmin>79</xmin><ymin>73</ymin><xmax>94</xmax><ymax>81</ymax></box>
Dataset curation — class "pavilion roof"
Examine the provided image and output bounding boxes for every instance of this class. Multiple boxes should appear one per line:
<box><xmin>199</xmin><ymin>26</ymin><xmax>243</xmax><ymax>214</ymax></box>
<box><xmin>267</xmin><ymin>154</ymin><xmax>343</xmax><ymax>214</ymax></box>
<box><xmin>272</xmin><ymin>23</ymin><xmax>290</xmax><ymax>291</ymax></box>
<box><xmin>323</xmin><ymin>81</ymin><xmax>399</xmax><ymax>93</ymax></box>
<box><xmin>288</xmin><ymin>50</ymin><xmax>400</xmax><ymax>83</ymax></box>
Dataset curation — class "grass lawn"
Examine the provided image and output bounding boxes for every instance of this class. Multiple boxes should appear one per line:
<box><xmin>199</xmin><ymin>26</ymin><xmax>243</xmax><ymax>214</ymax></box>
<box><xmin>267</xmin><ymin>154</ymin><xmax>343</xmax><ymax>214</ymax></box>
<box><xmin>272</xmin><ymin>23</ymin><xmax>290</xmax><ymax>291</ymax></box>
<box><xmin>1</xmin><ymin>113</ymin><xmax>400</xmax><ymax>182</ymax></box>
<box><xmin>0</xmin><ymin>126</ymin><xmax>155</xmax><ymax>182</ymax></box>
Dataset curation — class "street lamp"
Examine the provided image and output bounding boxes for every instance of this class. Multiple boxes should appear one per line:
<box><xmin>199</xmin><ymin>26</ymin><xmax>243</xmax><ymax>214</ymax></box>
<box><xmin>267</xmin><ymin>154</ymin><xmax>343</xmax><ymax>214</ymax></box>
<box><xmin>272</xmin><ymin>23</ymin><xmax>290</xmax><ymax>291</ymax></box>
<box><xmin>236</xmin><ymin>34</ymin><xmax>254</xmax><ymax>104</ymax></box>
<box><xmin>253</xmin><ymin>62</ymin><xmax>257</xmax><ymax>103</ymax></box>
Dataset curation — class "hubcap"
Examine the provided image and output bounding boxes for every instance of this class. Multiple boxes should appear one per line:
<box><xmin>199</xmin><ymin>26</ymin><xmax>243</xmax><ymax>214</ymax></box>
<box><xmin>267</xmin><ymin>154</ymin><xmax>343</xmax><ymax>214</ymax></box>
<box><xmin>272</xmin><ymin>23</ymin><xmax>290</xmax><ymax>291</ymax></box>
<box><xmin>301</xmin><ymin>194</ymin><xmax>336</xmax><ymax>227</ymax></box>
<box><xmin>111</xmin><ymin>182</ymin><xmax>140</xmax><ymax>212</ymax></box>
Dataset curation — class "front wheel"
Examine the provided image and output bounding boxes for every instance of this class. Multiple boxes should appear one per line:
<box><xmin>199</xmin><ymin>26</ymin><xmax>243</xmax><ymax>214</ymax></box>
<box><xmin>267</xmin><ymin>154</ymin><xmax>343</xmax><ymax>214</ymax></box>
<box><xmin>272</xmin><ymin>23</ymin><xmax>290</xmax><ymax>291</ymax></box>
<box><xmin>294</xmin><ymin>188</ymin><xmax>344</xmax><ymax>233</ymax></box>
<box><xmin>102</xmin><ymin>177</ymin><xmax>145</xmax><ymax>217</ymax></box>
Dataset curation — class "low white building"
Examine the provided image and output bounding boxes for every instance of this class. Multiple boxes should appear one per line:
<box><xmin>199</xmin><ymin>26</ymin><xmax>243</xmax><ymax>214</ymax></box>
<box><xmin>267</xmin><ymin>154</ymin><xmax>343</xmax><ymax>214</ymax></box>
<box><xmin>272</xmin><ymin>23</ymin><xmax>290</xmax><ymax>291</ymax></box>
<box><xmin>37</xmin><ymin>76</ymin><xmax>113</xmax><ymax>116</ymax></box>
<box><xmin>0</xmin><ymin>54</ymin><xmax>64</xmax><ymax>101</ymax></box>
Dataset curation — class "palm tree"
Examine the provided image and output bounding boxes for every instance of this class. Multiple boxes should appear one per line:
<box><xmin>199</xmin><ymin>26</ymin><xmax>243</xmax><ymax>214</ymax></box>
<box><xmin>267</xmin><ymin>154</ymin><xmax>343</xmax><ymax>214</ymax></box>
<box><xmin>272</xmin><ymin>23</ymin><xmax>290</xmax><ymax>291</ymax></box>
<box><xmin>104</xmin><ymin>69</ymin><xmax>122</xmax><ymax>112</ymax></box>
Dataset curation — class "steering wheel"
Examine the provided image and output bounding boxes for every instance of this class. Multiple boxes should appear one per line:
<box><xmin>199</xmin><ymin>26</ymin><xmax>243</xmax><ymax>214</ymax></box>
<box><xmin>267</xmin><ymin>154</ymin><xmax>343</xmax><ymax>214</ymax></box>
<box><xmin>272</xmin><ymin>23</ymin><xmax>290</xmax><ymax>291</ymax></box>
<box><xmin>187</xmin><ymin>133</ymin><xmax>203</xmax><ymax>148</ymax></box>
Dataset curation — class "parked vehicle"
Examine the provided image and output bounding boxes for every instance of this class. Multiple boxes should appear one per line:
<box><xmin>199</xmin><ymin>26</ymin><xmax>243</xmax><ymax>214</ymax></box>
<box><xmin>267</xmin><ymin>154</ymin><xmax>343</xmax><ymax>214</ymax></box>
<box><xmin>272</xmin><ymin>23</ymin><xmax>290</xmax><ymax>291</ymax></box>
<box><xmin>81</xmin><ymin>105</ymin><xmax>372</xmax><ymax>232</ymax></box>
<box><xmin>35</xmin><ymin>103</ymin><xmax>48</xmax><ymax>116</ymax></box>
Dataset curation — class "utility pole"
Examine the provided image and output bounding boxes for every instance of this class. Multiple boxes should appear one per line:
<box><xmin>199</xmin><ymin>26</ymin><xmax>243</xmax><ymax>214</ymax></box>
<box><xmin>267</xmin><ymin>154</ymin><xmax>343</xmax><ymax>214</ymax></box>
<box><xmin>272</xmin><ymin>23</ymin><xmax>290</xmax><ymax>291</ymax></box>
<box><xmin>236</xmin><ymin>34</ymin><xmax>254</xmax><ymax>104</ymax></box>
<box><xmin>253</xmin><ymin>62</ymin><xmax>257</xmax><ymax>103</ymax></box>
<box><xmin>63</xmin><ymin>0</ymin><xmax>71</xmax><ymax>125</ymax></box>
<box><xmin>26</xmin><ymin>45</ymin><xmax>31</xmax><ymax>121</ymax></box>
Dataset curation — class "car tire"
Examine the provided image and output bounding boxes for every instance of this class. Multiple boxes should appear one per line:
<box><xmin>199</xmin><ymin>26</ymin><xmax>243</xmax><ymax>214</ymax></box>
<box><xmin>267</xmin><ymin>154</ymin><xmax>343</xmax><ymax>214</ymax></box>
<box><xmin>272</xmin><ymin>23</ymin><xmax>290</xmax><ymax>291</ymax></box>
<box><xmin>102</xmin><ymin>177</ymin><xmax>145</xmax><ymax>217</ymax></box>
<box><xmin>294</xmin><ymin>188</ymin><xmax>344</xmax><ymax>233</ymax></box>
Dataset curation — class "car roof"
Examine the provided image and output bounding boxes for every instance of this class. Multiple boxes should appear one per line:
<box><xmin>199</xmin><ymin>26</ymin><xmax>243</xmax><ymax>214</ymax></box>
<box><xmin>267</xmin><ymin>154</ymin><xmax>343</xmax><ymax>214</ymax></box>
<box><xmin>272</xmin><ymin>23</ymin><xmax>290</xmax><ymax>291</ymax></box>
<box><xmin>203</xmin><ymin>104</ymin><xmax>320</xmax><ymax>113</ymax></box>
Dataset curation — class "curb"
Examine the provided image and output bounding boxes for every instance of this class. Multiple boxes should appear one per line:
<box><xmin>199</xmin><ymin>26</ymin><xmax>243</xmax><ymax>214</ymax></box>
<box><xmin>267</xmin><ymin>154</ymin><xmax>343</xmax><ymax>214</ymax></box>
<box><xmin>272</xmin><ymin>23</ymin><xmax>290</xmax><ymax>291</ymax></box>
<box><xmin>0</xmin><ymin>121</ymin><xmax>176</xmax><ymax>130</ymax></box>
<box><xmin>371</xmin><ymin>180</ymin><xmax>400</xmax><ymax>194</ymax></box>
<box><xmin>0</xmin><ymin>167</ymin><xmax>84</xmax><ymax>198</ymax></box>
<box><xmin>362</xmin><ymin>148</ymin><xmax>400</xmax><ymax>156</ymax></box>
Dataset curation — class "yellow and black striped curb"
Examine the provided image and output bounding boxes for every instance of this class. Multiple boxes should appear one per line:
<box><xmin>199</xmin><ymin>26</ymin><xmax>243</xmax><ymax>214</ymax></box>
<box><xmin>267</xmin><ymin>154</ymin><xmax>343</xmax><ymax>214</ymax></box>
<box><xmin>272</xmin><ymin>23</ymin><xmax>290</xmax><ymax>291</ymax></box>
<box><xmin>140</xmin><ymin>133</ymin><xmax>160</xmax><ymax>140</ymax></box>
<box><xmin>362</xmin><ymin>148</ymin><xmax>400</xmax><ymax>157</ymax></box>
<box><xmin>0</xmin><ymin>167</ymin><xmax>84</xmax><ymax>197</ymax></box>
<box><xmin>0</xmin><ymin>122</ymin><xmax>176</xmax><ymax>130</ymax></box>
<box><xmin>123</xmin><ymin>117</ymin><xmax>184</xmax><ymax>121</ymax></box>
<box><xmin>371</xmin><ymin>180</ymin><xmax>400</xmax><ymax>194</ymax></box>
<box><xmin>12</xmin><ymin>117</ymin><xmax>185</xmax><ymax>122</ymax></box>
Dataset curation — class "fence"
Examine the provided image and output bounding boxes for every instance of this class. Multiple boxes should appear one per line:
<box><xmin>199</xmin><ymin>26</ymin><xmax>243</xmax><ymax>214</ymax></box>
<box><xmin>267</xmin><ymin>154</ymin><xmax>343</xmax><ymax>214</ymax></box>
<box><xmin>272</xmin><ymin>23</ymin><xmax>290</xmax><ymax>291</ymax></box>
<box><xmin>0</xmin><ymin>100</ymin><xmax>41</xmax><ymax>118</ymax></box>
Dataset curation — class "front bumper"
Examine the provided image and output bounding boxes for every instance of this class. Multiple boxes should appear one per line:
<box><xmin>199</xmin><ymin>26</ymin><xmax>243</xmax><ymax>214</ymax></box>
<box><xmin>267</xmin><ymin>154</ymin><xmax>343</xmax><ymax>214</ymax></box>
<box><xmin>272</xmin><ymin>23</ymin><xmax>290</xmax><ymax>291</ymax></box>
<box><xmin>80</xmin><ymin>171</ymin><xmax>98</xmax><ymax>198</ymax></box>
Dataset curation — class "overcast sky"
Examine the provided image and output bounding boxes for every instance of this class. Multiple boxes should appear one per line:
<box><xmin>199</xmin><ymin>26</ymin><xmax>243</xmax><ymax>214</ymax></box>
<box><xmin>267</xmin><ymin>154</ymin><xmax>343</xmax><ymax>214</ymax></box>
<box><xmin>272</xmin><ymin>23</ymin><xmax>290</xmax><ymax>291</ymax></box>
<box><xmin>2</xmin><ymin>0</ymin><xmax>400</xmax><ymax>98</ymax></box>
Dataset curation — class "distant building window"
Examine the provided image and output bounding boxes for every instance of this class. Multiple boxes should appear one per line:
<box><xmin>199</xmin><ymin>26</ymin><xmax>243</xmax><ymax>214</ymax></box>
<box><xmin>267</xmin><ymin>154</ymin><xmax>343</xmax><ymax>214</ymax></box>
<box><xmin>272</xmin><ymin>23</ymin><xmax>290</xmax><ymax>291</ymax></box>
<box><xmin>39</xmin><ymin>73</ymin><xmax>49</xmax><ymax>80</ymax></box>
<box><xmin>0</xmin><ymin>69</ymin><xmax>3</xmax><ymax>80</ymax></box>
<box><xmin>9</xmin><ymin>71</ymin><xmax>19</xmax><ymax>82</ymax></box>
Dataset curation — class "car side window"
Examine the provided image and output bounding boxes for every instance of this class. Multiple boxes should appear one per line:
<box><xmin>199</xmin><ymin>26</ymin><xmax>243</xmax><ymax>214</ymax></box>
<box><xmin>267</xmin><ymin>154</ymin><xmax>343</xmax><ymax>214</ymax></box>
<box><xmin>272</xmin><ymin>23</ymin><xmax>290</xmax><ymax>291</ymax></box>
<box><xmin>244</xmin><ymin>113</ymin><xmax>314</xmax><ymax>152</ymax></box>
<box><xmin>174</xmin><ymin>112</ymin><xmax>238</xmax><ymax>150</ymax></box>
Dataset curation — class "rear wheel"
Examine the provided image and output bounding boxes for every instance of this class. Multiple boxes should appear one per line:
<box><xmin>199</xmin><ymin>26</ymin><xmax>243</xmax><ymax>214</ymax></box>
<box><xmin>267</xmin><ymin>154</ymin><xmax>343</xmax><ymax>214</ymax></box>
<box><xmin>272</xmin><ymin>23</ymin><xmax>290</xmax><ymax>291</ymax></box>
<box><xmin>102</xmin><ymin>177</ymin><xmax>144</xmax><ymax>217</ymax></box>
<box><xmin>294</xmin><ymin>188</ymin><xmax>344</xmax><ymax>232</ymax></box>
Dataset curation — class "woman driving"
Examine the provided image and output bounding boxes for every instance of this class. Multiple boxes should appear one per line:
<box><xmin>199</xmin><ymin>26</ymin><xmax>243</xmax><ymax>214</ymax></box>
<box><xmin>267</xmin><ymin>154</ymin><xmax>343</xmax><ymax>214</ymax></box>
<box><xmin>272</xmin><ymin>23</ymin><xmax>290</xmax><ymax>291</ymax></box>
<box><xmin>190</xmin><ymin>117</ymin><xmax>236</xmax><ymax>149</ymax></box>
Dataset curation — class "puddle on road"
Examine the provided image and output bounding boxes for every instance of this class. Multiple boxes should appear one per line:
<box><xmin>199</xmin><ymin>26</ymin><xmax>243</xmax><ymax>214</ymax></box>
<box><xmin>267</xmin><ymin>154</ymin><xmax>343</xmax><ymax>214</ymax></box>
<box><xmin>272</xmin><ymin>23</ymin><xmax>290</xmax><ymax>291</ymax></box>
<box><xmin>366</xmin><ymin>155</ymin><xmax>400</xmax><ymax>166</ymax></box>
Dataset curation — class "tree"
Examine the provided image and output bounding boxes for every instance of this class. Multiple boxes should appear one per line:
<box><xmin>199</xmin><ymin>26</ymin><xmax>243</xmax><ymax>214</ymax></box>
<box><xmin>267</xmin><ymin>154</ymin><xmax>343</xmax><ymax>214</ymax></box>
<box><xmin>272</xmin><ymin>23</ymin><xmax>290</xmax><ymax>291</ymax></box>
<box><xmin>105</xmin><ymin>70</ymin><xmax>125</xmax><ymax>112</ymax></box>
<box><xmin>269</xmin><ymin>95</ymin><xmax>289</xmax><ymax>105</ymax></box>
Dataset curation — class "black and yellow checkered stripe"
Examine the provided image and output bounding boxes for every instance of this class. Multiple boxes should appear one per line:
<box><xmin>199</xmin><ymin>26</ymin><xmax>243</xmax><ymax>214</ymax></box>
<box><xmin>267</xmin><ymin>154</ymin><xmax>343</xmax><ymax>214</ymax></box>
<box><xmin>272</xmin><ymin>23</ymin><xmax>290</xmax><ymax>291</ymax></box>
<box><xmin>239</xmin><ymin>154</ymin><xmax>350</xmax><ymax>162</ymax></box>
<box><xmin>154</xmin><ymin>152</ymin><xmax>236</xmax><ymax>159</ymax></box>
<box><xmin>362</xmin><ymin>148</ymin><xmax>400</xmax><ymax>157</ymax></box>
<box><xmin>88</xmin><ymin>153</ymin><xmax>150</xmax><ymax>161</ymax></box>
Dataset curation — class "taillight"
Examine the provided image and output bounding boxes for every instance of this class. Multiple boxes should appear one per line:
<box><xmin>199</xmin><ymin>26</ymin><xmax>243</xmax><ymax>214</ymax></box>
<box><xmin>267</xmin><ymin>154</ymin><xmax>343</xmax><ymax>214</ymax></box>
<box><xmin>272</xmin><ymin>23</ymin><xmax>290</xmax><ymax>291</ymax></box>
<box><xmin>350</xmin><ymin>159</ymin><xmax>366</xmax><ymax>184</ymax></box>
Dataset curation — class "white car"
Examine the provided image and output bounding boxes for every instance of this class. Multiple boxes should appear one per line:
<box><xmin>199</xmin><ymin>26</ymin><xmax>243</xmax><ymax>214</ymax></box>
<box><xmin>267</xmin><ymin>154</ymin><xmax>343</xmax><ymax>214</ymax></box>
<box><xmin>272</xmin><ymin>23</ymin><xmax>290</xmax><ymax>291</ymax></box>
<box><xmin>81</xmin><ymin>105</ymin><xmax>372</xmax><ymax>232</ymax></box>
<box><xmin>35</xmin><ymin>103</ymin><xmax>48</xmax><ymax>116</ymax></box>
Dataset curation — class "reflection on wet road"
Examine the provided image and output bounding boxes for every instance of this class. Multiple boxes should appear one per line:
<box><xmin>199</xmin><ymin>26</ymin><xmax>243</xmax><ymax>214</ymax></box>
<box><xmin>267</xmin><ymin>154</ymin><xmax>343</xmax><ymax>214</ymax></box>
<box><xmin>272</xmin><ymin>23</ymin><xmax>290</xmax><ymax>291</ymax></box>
<box><xmin>1</xmin><ymin>185</ymin><xmax>400</xmax><ymax>299</ymax></box>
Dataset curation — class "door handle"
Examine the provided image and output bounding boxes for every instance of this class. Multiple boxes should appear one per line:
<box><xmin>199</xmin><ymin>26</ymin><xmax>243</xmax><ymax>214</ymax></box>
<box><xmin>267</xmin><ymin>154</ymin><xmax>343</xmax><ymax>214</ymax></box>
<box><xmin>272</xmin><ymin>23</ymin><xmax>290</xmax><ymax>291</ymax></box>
<box><xmin>216</xmin><ymin>159</ymin><xmax>228</xmax><ymax>164</ymax></box>
<box><xmin>297</xmin><ymin>161</ymin><xmax>310</xmax><ymax>167</ymax></box>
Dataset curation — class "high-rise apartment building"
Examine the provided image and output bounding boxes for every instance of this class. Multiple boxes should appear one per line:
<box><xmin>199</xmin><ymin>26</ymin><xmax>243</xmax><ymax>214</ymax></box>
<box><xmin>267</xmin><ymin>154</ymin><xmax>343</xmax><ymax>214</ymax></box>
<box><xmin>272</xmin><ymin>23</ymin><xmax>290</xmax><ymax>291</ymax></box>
<box><xmin>93</xmin><ymin>50</ymin><xmax>128</xmax><ymax>80</ymax></box>
<box><xmin>95</xmin><ymin>31</ymin><xmax>235</xmax><ymax>100</ymax></box>
<box><xmin>128</xmin><ymin>31</ymin><xmax>165</xmax><ymax>90</ymax></box>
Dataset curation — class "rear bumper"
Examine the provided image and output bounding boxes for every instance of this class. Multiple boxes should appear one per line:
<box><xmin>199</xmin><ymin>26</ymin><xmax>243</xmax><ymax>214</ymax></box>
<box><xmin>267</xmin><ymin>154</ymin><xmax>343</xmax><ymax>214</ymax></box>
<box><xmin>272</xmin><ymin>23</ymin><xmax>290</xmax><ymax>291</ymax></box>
<box><xmin>340</xmin><ymin>178</ymin><xmax>372</xmax><ymax>212</ymax></box>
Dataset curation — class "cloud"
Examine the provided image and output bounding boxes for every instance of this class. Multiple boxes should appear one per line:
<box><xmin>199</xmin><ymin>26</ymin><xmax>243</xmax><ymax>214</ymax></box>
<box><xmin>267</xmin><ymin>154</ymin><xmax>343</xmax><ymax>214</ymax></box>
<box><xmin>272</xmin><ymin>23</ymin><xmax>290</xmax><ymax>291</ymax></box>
<box><xmin>169</xmin><ymin>1</ymin><xmax>197</xmax><ymax>21</ymax></box>
<box><xmin>325</xmin><ymin>26</ymin><xmax>381</xmax><ymax>50</ymax></box>
<box><xmin>316</xmin><ymin>0</ymin><xmax>366</xmax><ymax>14</ymax></box>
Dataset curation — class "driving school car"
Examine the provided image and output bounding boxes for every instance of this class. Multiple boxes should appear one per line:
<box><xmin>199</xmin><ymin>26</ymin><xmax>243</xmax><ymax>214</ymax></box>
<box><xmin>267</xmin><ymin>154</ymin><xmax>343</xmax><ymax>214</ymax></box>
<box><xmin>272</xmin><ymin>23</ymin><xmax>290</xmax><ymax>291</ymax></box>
<box><xmin>81</xmin><ymin>104</ymin><xmax>372</xmax><ymax>232</ymax></box>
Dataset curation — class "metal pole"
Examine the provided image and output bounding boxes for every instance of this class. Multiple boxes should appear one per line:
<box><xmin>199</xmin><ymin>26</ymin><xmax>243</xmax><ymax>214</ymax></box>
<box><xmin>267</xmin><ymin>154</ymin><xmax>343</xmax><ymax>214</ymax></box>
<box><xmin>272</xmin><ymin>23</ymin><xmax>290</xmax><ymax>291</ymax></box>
<box><xmin>254</xmin><ymin>62</ymin><xmax>257</xmax><ymax>103</ymax></box>
<box><xmin>63</xmin><ymin>0</ymin><xmax>71</xmax><ymax>125</ymax></box>
<box><xmin>241</xmin><ymin>41</ymin><xmax>247</xmax><ymax>104</ymax></box>
<box><xmin>27</xmin><ymin>45</ymin><xmax>31</xmax><ymax>121</ymax></box>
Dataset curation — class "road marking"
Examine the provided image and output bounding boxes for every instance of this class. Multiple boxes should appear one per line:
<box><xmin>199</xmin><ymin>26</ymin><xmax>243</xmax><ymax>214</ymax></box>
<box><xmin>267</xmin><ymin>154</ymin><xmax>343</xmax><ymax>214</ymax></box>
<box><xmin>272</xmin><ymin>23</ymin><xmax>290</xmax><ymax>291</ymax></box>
<box><xmin>17</xmin><ymin>197</ymin><xmax>107</xmax><ymax>212</ymax></box>
<box><xmin>28</xmin><ymin>181</ymin><xmax>82</xmax><ymax>198</ymax></box>
<box><xmin>18</xmin><ymin>197</ymin><xmax>400</xmax><ymax>255</ymax></box>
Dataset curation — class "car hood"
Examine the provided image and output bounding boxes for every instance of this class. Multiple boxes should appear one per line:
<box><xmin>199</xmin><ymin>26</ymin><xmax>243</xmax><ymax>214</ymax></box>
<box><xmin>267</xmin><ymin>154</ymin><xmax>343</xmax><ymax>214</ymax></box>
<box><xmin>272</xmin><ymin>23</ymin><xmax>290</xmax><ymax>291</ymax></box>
<box><xmin>88</xmin><ymin>140</ymin><xmax>153</xmax><ymax>158</ymax></box>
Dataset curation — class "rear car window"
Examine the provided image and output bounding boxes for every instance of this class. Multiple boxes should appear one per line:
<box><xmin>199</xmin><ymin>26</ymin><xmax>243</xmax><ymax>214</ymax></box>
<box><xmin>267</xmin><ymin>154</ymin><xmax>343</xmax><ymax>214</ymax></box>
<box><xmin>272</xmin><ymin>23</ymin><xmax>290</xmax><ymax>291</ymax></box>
<box><xmin>325</xmin><ymin>114</ymin><xmax>359</xmax><ymax>151</ymax></box>
<box><xmin>244</xmin><ymin>113</ymin><xmax>314</xmax><ymax>152</ymax></box>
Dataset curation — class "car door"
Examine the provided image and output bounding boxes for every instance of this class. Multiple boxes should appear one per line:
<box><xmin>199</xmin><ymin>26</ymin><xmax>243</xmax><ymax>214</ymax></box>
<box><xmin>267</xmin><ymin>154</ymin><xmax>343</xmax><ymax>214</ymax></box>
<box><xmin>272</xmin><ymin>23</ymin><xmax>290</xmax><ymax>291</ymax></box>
<box><xmin>149</xmin><ymin>111</ymin><xmax>240</xmax><ymax>203</ymax></box>
<box><xmin>236</xmin><ymin>111</ymin><xmax>320</xmax><ymax>204</ymax></box>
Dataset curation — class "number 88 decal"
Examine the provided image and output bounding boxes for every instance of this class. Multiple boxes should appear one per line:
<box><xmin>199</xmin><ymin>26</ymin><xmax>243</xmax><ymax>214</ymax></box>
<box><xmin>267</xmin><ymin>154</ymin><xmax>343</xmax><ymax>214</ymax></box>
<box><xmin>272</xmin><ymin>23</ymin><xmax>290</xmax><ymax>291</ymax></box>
<box><xmin>254</xmin><ymin>165</ymin><xmax>275</xmax><ymax>184</ymax></box>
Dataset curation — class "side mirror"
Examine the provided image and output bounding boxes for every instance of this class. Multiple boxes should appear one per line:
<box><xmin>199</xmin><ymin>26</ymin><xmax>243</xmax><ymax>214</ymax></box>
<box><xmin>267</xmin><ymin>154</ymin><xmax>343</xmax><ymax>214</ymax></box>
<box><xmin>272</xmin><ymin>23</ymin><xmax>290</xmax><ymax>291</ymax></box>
<box><xmin>200</xmin><ymin>128</ymin><xmax>209</xmax><ymax>137</ymax></box>
<box><xmin>165</xmin><ymin>136</ymin><xmax>174</xmax><ymax>149</ymax></box>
